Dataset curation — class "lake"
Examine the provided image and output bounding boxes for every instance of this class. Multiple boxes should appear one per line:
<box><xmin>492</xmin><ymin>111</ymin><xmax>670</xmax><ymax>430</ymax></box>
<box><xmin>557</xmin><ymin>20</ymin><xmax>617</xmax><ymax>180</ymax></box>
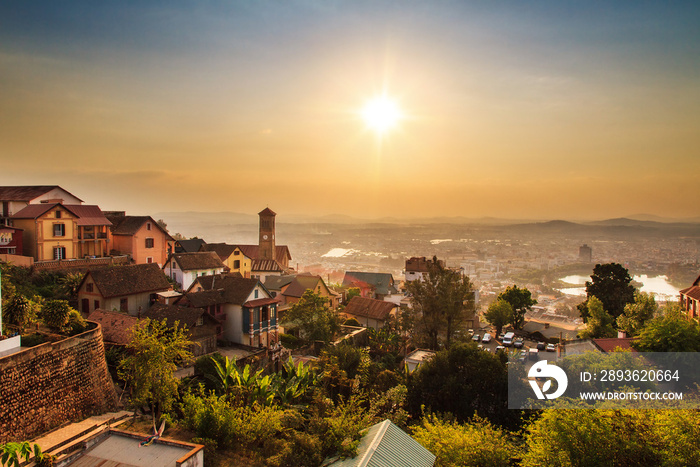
<box><xmin>558</xmin><ymin>274</ymin><xmax>680</xmax><ymax>301</ymax></box>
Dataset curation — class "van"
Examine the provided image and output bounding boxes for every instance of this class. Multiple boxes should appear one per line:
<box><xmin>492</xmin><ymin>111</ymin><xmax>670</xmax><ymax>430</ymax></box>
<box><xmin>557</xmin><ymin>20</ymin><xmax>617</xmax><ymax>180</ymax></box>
<box><xmin>502</xmin><ymin>332</ymin><xmax>515</xmax><ymax>346</ymax></box>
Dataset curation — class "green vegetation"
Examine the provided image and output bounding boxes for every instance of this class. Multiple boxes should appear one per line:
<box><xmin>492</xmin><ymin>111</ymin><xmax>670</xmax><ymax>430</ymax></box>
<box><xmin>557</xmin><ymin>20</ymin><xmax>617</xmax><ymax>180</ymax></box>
<box><xmin>578</xmin><ymin>296</ymin><xmax>616</xmax><ymax>339</ymax></box>
<box><xmin>497</xmin><ymin>285</ymin><xmax>537</xmax><ymax>330</ymax></box>
<box><xmin>405</xmin><ymin>257</ymin><xmax>475</xmax><ymax>349</ymax></box>
<box><xmin>579</xmin><ymin>263</ymin><xmax>635</xmax><ymax>322</ymax></box>
<box><xmin>484</xmin><ymin>299</ymin><xmax>514</xmax><ymax>337</ymax></box>
<box><xmin>282</xmin><ymin>290</ymin><xmax>341</xmax><ymax>345</ymax></box>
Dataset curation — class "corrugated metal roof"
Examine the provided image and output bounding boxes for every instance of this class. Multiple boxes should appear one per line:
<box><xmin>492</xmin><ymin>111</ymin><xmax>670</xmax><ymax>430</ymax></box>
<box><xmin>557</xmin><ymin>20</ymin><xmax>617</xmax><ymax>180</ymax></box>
<box><xmin>327</xmin><ymin>420</ymin><xmax>435</xmax><ymax>467</ymax></box>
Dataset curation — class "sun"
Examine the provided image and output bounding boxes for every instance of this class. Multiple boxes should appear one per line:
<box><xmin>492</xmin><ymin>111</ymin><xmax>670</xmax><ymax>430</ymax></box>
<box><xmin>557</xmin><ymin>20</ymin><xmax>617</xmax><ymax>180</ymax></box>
<box><xmin>361</xmin><ymin>96</ymin><xmax>401</xmax><ymax>133</ymax></box>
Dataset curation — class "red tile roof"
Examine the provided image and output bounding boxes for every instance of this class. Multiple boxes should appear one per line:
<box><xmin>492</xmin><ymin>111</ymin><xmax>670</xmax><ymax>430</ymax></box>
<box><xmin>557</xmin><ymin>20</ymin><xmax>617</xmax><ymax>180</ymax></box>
<box><xmin>344</xmin><ymin>296</ymin><xmax>397</xmax><ymax>321</ymax></box>
<box><xmin>237</xmin><ymin>244</ymin><xmax>291</xmax><ymax>261</ymax></box>
<box><xmin>110</xmin><ymin>215</ymin><xmax>172</xmax><ymax>239</ymax></box>
<box><xmin>0</xmin><ymin>186</ymin><xmax>83</xmax><ymax>203</ymax></box>
<box><xmin>186</xmin><ymin>274</ymin><xmax>263</xmax><ymax>306</ymax></box>
<box><xmin>171</xmin><ymin>252</ymin><xmax>225</xmax><ymax>271</ymax></box>
<box><xmin>84</xmin><ymin>263</ymin><xmax>171</xmax><ymax>298</ymax></box>
<box><xmin>592</xmin><ymin>338</ymin><xmax>637</xmax><ymax>353</ymax></box>
<box><xmin>200</xmin><ymin>243</ymin><xmax>238</xmax><ymax>261</ymax></box>
<box><xmin>283</xmin><ymin>275</ymin><xmax>323</xmax><ymax>298</ymax></box>
<box><xmin>12</xmin><ymin>203</ymin><xmax>111</xmax><ymax>226</ymax></box>
<box><xmin>258</xmin><ymin>207</ymin><xmax>276</xmax><ymax>216</ymax></box>
<box><xmin>88</xmin><ymin>309</ymin><xmax>139</xmax><ymax>345</ymax></box>
<box><xmin>681</xmin><ymin>286</ymin><xmax>700</xmax><ymax>301</ymax></box>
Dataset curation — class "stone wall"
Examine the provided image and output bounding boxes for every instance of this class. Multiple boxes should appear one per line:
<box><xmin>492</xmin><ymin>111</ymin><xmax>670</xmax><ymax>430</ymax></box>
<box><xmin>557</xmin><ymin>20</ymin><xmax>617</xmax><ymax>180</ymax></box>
<box><xmin>0</xmin><ymin>321</ymin><xmax>118</xmax><ymax>443</ymax></box>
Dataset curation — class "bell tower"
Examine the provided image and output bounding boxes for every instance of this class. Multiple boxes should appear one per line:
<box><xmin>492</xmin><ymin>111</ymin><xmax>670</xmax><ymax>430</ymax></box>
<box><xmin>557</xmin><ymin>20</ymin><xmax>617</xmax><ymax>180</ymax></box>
<box><xmin>258</xmin><ymin>207</ymin><xmax>276</xmax><ymax>261</ymax></box>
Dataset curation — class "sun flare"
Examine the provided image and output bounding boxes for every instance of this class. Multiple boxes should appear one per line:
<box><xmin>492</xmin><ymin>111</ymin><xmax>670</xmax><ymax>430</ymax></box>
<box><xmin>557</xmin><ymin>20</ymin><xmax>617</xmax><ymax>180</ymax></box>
<box><xmin>362</xmin><ymin>96</ymin><xmax>401</xmax><ymax>133</ymax></box>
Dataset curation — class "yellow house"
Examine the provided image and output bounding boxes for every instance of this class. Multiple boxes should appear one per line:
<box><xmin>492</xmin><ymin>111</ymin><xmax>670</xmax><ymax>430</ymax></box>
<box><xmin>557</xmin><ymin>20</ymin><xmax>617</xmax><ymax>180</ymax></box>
<box><xmin>12</xmin><ymin>203</ymin><xmax>111</xmax><ymax>261</ymax></box>
<box><xmin>200</xmin><ymin>243</ymin><xmax>253</xmax><ymax>278</ymax></box>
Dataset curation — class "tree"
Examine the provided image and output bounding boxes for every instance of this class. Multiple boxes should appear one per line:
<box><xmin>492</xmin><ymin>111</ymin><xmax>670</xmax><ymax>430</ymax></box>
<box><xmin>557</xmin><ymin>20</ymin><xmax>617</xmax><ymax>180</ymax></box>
<box><xmin>406</xmin><ymin>342</ymin><xmax>517</xmax><ymax>428</ymax></box>
<box><xmin>406</xmin><ymin>257</ymin><xmax>475</xmax><ymax>349</ymax></box>
<box><xmin>41</xmin><ymin>299</ymin><xmax>74</xmax><ymax>330</ymax></box>
<box><xmin>156</xmin><ymin>219</ymin><xmax>169</xmax><ymax>232</ymax></box>
<box><xmin>58</xmin><ymin>272</ymin><xmax>84</xmax><ymax>301</ymax></box>
<box><xmin>522</xmin><ymin>409</ymin><xmax>662</xmax><ymax>467</ymax></box>
<box><xmin>346</xmin><ymin>287</ymin><xmax>361</xmax><ymax>302</ymax></box>
<box><xmin>578</xmin><ymin>296</ymin><xmax>616</xmax><ymax>339</ymax></box>
<box><xmin>632</xmin><ymin>313</ymin><xmax>700</xmax><ymax>352</ymax></box>
<box><xmin>580</xmin><ymin>263</ymin><xmax>635</xmax><ymax>322</ymax></box>
<box><xmin>282</xmin><ymin>290</ymin><xmax>341</xmax><ymax>345</ymax></box>
<box><xmin>616</xmin><ymin>291</ymin><xmax>657</xmax><ymax>336</ymax></box>
<box><xmin>412</xmin><ymin>414</ymin><xmax>515</xmax><ymax>467</ymax></box>
<box><xmin>497</xmin><ymin>285</ymin><xmax>536</xmax><ymax>330</ymax></box>
<box><xmin>118</xmin><ymin>318</ymin><xmax>193</xmax><ymax>422</ymax></box>
<box><xmin>483</xmin><ymin>299</ymin><xmax>514</xmax><ymax>337</ymax></box>
<box><xmin>3</xmin><ymin>294</ymin><xmax>36</xmax><ymax>332</ymax></box>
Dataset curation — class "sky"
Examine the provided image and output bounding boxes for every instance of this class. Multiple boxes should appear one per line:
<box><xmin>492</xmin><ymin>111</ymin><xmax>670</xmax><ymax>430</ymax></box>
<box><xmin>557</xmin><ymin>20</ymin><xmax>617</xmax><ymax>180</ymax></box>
<box><xmin>1</xmin><ymin>1</ymin><xmax>698</xmax><ymax>221</ymax></box>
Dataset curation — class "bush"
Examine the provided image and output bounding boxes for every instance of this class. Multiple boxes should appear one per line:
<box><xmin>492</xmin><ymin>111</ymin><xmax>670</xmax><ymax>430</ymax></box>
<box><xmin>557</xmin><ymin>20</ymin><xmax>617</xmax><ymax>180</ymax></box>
<box><xmin>41</xmin><ymin>300</ymin><xmax>73</xmax><ymax>330</ymax></box>
<box><xmin>20</xmin><ymin>333</ymin><xmax>46</xmax><ymax>348</ymax></box>
<box><xmin>343</xmin><ymin>318</ymin><xmax>362</xmax><ymax>327</ymax></box>
<box><xmin>280</xmin><ymin>333</ymin><xmax>301</xmax><ymax>349</ymax></box>
<box><xmin>66</xmin><ymin>310</ymin><xmax>87</xmax><ymax>335</ymax></box>
<box><xmin>412</xmin><ymin>414</ymin><xmax>515</xmax><ymax>467</ymax></box>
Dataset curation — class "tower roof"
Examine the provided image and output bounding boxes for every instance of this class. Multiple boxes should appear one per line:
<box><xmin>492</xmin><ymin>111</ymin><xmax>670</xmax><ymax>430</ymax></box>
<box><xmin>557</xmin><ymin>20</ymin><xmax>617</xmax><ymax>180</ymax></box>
<box><xmin>258</xmin><ymin>207</ymin><xmax>276</xmax><ymax>216</ymax></box>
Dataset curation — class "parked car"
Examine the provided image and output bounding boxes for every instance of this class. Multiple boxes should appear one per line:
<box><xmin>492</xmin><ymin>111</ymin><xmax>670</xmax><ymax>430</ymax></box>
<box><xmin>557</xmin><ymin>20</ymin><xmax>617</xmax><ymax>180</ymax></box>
<box><xmin>495</xmin><ymin>345</ymin><xmax>506</xmax><ymax>353</ymax></box>
<box><xmin>472</xmin><ymin>334</ymin><xmax>481</xmax><ymax>342</ymax></box>
<box><xmin>518</xmin><ymin>350</ymin><xmax>528</xmax><ymax>363</ymax></box>
<box><xmin>529</xmin><ymin>348</ymin><xmax>539</xmax><ymax>360</ymax></box>
<box><xmin>513</xmin><ymin>338</ymin><xmax>524</xmax><ymax>349</ymax></box>
<box><xmin>546</xmin><ymin>343</ymin><xmax>557</xmax><ymax>352</ymax></box>
<box><xmin>502</xmin><ymin>332</ymin><xmax>515</xmax><ymax>346</ymax></box>
<box><xmin>537</xmin><ymin>341</ymin><xmax>546</xmax><ymax>350</ymax></box>
<box><xmin>482</xmin><ymin>333</ymin><xmax>492</xmax><ymax>343</ymax></box>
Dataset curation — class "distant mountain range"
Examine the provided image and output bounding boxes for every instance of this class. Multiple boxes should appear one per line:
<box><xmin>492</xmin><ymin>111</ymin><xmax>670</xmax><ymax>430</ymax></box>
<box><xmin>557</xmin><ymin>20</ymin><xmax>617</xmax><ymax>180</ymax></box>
<box><xmin>154</xmin><ymin>211</ymin><xmax>700</xmax><ymax>227</ymax></box>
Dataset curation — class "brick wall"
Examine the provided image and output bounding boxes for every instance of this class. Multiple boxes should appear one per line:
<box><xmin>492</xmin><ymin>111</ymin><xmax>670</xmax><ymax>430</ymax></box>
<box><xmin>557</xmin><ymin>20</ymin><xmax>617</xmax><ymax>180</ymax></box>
<box><xmin>0</xmin><ymin>322</ymin><xmax>118</xmax><ymax>443</ymax></box>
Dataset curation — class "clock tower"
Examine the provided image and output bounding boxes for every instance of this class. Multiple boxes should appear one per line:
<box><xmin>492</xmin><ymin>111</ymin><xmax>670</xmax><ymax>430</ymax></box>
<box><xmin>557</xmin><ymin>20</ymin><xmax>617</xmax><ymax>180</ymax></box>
<box><xmin>258</xmin><ymin>207</ymin><xmax>276</xmax><ymax>261</ymax></box>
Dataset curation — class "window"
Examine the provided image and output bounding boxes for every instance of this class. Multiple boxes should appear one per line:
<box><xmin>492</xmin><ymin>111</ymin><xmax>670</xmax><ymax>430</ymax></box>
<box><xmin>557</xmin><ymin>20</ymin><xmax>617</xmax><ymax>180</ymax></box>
<box><xmin>145</xmin><ymin>238</ymin><xmax>154</xmax><ymax>248</ymax></box>
<box><xmin>261</xmin><ymin>307</ymin><xmax>268</xmax><ymax>322</ymax></box>
<box><xmin>233</xmin><ymin>260</ymin><xmax>240</xmax><ymax>269</ymax></box>
<box><xmin>196</xmin><ymin>316</ymin><xmax>204</xmax><ymax>326</ymax></box>
<box><xmin>94</xmin><ymin>300</ymin><xmax>100</xmax><ymax>310</ymax></box>
<box><xmin>53</xmin><ymin>223</ymin><xmax>65</xmax><ymax>237</ymax></box>
<box><xmin>254</xmin><ymin>290</ymin><xmax>259</xmax><ymax>299</ymax></box>
<box><xmin>120</xmin><ymin>298</ymin><xmax>128</xmax><ymax>312</ymax></box>
<box><xmin>234</xmin><ymin>250</ymin><xmax>240</xmax><ymax>256</ymax></box>
<box><xmin>147</xmin><ymin>257</ymin><xmax>153</xmax><ymax>264</ymax></box>
<box><xmin>55</xmin><ymin>210</ymin><xmax>61</xmax><ymax>218</ymax></box>
<box><xmin>86</xmin><ymin>283</ymin><xmax>94</xmax><ymax>293</ymax></box>
<box><xmin>147</xmin><ymin>222</ymin><xmax>152</xmax><ymax>231</ymax></box>
<box><xmin>53</xmin><ymin>246</ymin><xmax>66</xmax><ymax>260</ymax></box>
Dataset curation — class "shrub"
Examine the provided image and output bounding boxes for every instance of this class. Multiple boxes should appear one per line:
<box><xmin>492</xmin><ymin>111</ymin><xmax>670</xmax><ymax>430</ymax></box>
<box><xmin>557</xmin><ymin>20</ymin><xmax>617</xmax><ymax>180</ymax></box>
<box><xmin>41</xmin><ymin>300</ymin><xmax>73</xmax><ymax>330</ymax></box>
<box><xmin>343</xmin><ymin>318</ymin><xmax>362</xmax><ymax>327</ymax></box>
<box><xmin>66</xmin><ymin>310</ymin><xmax>87</xmax><ymax>335</ymax></box>
<box><xmin>280</xmin><ymin>333</ymin><xmax>301</xmax><ymax>349</ymax></box>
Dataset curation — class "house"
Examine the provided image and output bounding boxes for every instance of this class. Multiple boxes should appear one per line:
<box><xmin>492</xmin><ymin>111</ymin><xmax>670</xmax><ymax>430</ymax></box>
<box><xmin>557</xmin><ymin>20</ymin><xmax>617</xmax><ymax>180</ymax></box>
<box><xmin>0</xmin><ymin>185</ymin><xmax>83</xmax><ymax>225</ymax></box>
<box><xmin>342</xmin><ymin>296</ymin><xmax>398</xmax><ymax>329</ymax></box>
<box><xmin>181</xmin><ymin>274</ymin><xmax>278</xmax><ymax>348</ymax></box>
<box><xmin>200</xmin><ymin>243</ymin><xmax>253</xmax><ymax>278</ymax></box>
<box><xmin>265</xmin><ymin>274</ymin><xmax>340</xmax><ymax>310</ymax></box>
<box><xmin>87</xmin><ymin>309</ymin><xmax>139</xmax><ymax>346</ymax></box>
<box><xmin>163</xmin><ymin>251</ymin><xmax>226</xmax><ymax>291</ymax></box>
<box><xmin>77</xmin><ymin>263</ymin><xmax>171</xmax><ymax>315</ymax></box>
<box><xmin>405</xmin><ymin>256</ymin><xmax>445</xmax><ymax>282</ymax></box>
<box><xmin>0</xmin><ymin>225</ymin><xmax>23</xmax><ymax>256</ymax></box>
<box><xmin>143</xmin><ymin>303</ymin><xmax>219</xmax><ymax>356</ymax></box>
<box><xmin>680</xmin><ymin>274</ymin><xmax>700</xmax><ymax>320</ymax></box>
<box><xmin>404</xmin><ymin>349</ymin><xmax>436</xmax><ymax>373</ymax></box>
<box><xmin>11</xmin><ymin>203</ymin><xmax>112</xmax><ymax>261</ymax></box>
<box><xmin>342</xmin><ymin>271</ymin><xmax>398</xmax><ymax>300</ymax></box>
<box><xmin>106</xmin><ymin>212</ymin><xmax>174</xmax><ymax>267</ymax></box>
<box><xmin>325</xmin><ymin>419</ymin><xmax>435</xmax><ymax>466</ymax></box>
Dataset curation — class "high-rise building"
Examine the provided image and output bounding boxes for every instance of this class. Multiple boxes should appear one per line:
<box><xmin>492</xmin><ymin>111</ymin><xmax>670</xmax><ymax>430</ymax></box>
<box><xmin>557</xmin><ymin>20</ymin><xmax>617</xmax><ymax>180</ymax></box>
<box><xmin>579</xmin><ymin>244</ymin><xmax>592</xmax><ymax>262</ymax></box>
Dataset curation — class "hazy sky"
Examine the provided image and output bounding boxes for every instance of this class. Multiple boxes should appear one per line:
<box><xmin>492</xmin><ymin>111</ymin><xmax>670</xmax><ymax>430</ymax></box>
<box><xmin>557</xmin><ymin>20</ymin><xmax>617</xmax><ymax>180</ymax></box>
<box><xmin>1</xmin><ymin>1</ymin><xmax>698</xmax><ymax>220</ymax></box>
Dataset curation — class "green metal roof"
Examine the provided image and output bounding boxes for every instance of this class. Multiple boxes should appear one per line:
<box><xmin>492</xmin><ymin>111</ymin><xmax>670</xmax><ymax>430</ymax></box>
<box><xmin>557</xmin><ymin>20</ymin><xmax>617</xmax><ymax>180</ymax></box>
<box><xmin>326</xmin><ymin>420</ymin><xmax>435</xmax><ymax>467</ymax></box>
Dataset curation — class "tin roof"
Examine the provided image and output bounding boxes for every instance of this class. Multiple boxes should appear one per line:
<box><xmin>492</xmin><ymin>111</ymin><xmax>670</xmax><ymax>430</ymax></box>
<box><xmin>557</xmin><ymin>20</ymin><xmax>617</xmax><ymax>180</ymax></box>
<box><xmin>326</xmin><ymin>419</ymin><xmax>435</xmax><ymax>467</ymax></box>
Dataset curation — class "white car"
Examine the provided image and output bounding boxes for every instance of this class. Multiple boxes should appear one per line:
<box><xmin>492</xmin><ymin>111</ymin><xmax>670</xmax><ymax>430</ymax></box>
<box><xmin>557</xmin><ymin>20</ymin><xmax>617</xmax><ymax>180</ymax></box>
<box><xmin>482</xmin><ymin>333</ymin><xmax>492</xmax><ymax>343</ymax></box>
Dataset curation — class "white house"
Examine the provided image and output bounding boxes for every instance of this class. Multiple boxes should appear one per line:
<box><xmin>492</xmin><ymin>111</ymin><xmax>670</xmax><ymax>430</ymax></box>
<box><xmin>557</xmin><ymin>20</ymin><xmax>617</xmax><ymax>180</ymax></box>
<box><xmin>164</xmin><ymin>251</ymin><xmax>225</xmax><ymax>291</ymax></box>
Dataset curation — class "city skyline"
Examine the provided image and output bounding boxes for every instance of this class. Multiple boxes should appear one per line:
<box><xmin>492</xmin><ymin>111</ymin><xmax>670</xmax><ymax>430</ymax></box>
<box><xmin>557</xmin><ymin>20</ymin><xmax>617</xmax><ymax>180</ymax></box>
<box><xmin>1</xmin><ymin>1</ymin><xmax>698</xmax><ymax>220</ymax></box>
